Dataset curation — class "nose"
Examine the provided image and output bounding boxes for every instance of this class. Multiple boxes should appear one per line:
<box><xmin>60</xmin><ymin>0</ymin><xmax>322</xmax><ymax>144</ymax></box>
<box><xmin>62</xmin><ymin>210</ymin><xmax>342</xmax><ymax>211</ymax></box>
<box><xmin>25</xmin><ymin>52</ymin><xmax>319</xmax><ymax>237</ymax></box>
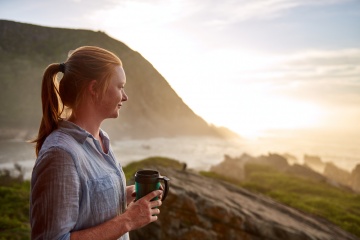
<box><xmin>122</xmin><ymin>90</ymin><xmax>128</xmax><ymax>102</ymax></box>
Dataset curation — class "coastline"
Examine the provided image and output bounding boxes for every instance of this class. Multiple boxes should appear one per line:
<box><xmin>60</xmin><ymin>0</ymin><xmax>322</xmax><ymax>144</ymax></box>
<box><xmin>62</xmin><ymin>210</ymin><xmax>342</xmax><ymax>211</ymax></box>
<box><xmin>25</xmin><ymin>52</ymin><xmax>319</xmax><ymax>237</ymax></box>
<box><xmin>1</xmin><ymin>135</ymin><xmax>359</xmax><ymax>180</ymax></box>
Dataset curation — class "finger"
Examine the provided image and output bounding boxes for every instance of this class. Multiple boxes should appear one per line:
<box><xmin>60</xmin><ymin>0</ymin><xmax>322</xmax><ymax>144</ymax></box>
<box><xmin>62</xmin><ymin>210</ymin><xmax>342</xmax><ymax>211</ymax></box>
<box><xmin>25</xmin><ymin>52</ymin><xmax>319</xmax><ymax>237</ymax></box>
<box><xmin>159</xmin><ymin>184</ymin><xmax>164</xmax><ymax>191</ymax></box>
<box><xmin>150</xmin><ymin>199</ymin><xmax>162</xmax><ymax>208</ymax></box>
<box><xmin>151</xmin><ymin>208</ymin><xmax>160</xmax><ymax>215</ymax></box>
<box><xmin>150</xmin><ymin>215</ymin><xmax>158</xmax><ymax>222</ymax></box>
<box><xmin>144</xmin><ymin>190</ymin><xmax>162</xmax><ymax>201</ymax></box>
<box><xmin>131</xmin><ymin>191</ymin><xmax>136</xmax><ymax>197</ymax></box>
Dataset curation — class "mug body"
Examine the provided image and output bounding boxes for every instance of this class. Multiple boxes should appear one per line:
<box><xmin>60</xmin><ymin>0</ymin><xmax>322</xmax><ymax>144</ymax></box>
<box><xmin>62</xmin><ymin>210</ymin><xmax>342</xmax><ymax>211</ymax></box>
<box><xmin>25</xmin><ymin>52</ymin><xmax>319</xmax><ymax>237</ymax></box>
<box><xmin>135</xmin><ymin>170</ymin><xmax>161</xmax><ymax>201</ymax></box>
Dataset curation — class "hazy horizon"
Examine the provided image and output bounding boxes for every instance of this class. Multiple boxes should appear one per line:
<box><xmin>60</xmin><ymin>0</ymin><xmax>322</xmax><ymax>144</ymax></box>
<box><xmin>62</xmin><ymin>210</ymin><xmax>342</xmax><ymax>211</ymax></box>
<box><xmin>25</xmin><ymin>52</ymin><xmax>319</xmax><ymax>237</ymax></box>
<box><xmin>1</xmin><ymin>133</ymin><xmax>360</xmax><ymax>182</ymax></box>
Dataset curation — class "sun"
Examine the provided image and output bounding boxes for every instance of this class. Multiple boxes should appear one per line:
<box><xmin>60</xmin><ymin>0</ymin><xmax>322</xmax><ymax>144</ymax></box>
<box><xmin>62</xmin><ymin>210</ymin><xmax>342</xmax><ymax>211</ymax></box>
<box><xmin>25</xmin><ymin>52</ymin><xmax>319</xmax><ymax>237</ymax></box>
<box><xmin>196</xmin><ymin>86</ymin><xmax>324</xmax><ymax>139</ymax></box>
<box><xmin>231</xmin><ymin>96</ymin><xmax>323</xmax><ymax>139</ymax></box>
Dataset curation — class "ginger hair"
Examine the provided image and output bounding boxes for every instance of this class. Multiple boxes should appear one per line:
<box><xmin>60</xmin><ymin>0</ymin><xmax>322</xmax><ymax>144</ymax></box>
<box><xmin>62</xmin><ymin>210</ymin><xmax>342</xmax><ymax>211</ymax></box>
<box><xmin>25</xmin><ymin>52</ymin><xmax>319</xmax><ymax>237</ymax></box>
<box><xmin>33</xmin><ymin>46</ymin><xmax>122</xmax><ymax>156</ymax></box>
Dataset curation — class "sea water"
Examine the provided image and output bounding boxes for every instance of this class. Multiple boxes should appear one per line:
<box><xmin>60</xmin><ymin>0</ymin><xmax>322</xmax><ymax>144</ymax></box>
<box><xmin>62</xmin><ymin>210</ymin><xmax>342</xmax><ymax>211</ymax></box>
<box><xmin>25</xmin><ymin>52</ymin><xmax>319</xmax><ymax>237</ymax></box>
<box><xmin>1</xmin><ymin>135</ymin><xmax>359</xmax><ymax>180</ymax></box>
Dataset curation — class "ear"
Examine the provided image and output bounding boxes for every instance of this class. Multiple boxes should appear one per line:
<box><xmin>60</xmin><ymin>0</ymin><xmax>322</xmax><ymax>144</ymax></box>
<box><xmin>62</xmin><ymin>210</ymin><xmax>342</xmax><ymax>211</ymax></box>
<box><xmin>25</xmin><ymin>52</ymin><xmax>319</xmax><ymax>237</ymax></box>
<box><xmin>88</xmin><ymin>80</ymin><xmax>98</xmax><ymax>98</ymax></box>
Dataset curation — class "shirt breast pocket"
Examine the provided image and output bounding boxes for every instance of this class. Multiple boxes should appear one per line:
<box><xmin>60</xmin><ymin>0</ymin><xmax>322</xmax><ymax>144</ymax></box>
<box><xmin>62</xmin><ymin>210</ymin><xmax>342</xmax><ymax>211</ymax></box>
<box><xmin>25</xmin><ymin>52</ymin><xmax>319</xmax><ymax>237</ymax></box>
<box><xmin>88</xmin><ymin>175</ymin><xmax>117</xmax><ymax>216</ymax></box>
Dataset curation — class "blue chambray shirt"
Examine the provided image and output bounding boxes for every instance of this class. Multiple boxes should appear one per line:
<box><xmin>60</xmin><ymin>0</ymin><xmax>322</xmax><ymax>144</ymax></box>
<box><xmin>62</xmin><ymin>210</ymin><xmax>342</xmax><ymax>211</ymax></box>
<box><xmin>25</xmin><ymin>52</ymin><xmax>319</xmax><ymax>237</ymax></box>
<box><xmin>30</xmin><ymin>120</ymin><xmax>129</xmax><ymax>240</ymax></box>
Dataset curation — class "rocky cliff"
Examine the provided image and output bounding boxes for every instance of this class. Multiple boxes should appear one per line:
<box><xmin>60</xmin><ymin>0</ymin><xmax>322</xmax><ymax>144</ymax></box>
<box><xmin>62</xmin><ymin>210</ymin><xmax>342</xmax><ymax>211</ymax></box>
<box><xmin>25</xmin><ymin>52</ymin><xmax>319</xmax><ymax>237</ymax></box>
<box><xmin>212</xmin><ymin>153</ymin><xmax>359</xmax><ymax>192</ymax></box>
<box><xmin>129</xmin><ymin>167</ymin><xmax>358</xmax><ymax>240</ymax></box>
<box><xmin>210</xmin><ymin>154</ymin><xmax>255</xmax><ymax>182</ymax></box>
<box><xmin>211</xmin><ymin>153</ymin><xmax>317</xmax><ymax>182</ymax></box>
<box><xmin>323</xmin><ymin>162</ymin><xmax>351</xmax><ymax>186</ymax></box>
<box><xmin>304</xmin><ymin>155</ymin><xmax>325</xmax><ymax>173</ymax></box>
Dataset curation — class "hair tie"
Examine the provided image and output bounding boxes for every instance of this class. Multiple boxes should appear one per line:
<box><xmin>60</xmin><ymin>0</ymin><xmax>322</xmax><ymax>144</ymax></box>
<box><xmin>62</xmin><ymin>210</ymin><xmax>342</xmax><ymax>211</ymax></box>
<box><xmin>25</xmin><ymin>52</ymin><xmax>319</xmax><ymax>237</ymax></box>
<box><xmin>59</xmin><ymin>63</ymin><xmax>66</xmax><ymax>73</ymax></box>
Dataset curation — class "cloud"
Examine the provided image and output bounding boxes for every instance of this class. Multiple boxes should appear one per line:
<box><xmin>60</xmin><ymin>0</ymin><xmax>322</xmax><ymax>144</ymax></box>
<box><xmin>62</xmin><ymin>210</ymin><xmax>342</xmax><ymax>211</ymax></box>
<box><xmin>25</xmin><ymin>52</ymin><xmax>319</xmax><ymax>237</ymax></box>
<box><xmin>260</xmin><ymin>48</ymin><xmax>360</xmax><ymax>110</ymax></box>
<box><xmin>179</xmin><ymin>0</ymin><xmax>354</xmax><ymax>26</ymax></box>
<box><xmin>87</xmin><ymin>0</ymin><xmax>354</xmax><ymax>30</ymax></box>
<box><xmin>275</xmin><ymin>48</ymin><xmax>360</xmax><ymax>83</ymax></box>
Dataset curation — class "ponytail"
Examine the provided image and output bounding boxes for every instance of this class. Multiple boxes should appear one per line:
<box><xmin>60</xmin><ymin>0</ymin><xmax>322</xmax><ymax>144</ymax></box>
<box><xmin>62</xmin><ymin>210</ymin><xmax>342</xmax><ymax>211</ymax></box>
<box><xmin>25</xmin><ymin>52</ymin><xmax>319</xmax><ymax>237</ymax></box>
<box><xmin>33</xmin><ymin>63</ymin><xmax>64</xmax><ymax>156</ymax></box>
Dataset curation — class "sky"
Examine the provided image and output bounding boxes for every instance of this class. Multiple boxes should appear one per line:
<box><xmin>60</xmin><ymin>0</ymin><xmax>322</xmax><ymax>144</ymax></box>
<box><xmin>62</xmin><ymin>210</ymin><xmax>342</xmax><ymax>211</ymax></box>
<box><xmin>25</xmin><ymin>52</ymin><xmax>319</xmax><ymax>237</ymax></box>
<box><xmin>1</xmin><ymin>0</ymin><xmax>360</xmax><ymax>139</ymax></box>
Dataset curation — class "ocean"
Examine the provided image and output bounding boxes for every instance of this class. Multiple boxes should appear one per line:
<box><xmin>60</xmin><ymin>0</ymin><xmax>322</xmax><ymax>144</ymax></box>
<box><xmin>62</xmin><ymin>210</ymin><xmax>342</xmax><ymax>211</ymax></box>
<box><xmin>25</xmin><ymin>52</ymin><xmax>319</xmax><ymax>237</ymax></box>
<box><xmin>1</xmin><ymin>134</ymin><xmax>359</xmax><ymax>180</ymax></box>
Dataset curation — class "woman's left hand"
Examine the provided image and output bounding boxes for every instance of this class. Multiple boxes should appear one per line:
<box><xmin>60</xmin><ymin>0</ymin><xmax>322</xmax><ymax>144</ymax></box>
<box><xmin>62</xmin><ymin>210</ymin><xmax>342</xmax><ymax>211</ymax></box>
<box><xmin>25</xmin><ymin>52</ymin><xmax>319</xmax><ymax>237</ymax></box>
<box><xmin>126</xmin><ymin>184</ymin><xmax>164</xmax><ymax>205</ymax></box>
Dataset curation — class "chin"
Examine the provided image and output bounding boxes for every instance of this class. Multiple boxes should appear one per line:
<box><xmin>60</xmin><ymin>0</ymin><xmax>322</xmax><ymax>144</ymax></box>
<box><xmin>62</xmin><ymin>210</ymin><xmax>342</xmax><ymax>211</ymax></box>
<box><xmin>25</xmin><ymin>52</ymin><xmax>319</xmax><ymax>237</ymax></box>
<box><xmin>105</xmin><ymin>111</ymin><xmax>119</xmax><ymax>119</ymax></box>
<box><xmin>112</xmin><ymin>111</ymin><xmax>120</xmax><ymax>118</ymax></box>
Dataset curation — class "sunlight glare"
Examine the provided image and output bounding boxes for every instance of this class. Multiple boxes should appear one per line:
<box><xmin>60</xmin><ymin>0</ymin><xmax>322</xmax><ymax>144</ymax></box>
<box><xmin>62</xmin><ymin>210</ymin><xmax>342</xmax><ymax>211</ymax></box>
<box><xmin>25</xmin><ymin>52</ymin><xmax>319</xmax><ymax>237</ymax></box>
<box><xmin>88</xmin><ymin>2</ymin><xmax>330</xmax><ymax>140</ymax></box>
<box><xmin>200</xmin><ymin>85</ymin><xmax>324</xmax><ymax>139</ymax></box>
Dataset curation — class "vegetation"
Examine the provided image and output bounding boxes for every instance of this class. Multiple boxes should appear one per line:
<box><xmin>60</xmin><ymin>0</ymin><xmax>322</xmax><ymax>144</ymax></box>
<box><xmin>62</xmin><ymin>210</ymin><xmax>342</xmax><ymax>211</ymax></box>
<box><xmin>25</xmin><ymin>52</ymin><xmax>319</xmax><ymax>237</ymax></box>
<box><xmin>0</xmin><ymin>167</ymin><xmax>30</xmax><ymax>240</ymax></box>
<box><xmin>2</xmin><ymin>158</ymin><xmax>360</xmax><ymax>239</ymax></box>
<box><xmin>200</xmin><ymin>163</ymin><xmax>360</xmax><ymax>237</ymax></box>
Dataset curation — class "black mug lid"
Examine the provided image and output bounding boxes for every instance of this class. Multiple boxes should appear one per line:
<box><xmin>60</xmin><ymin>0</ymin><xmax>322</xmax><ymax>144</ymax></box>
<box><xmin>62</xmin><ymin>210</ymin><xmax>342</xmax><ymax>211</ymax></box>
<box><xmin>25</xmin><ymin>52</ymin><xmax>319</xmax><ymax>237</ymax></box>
<box><xmin>135</xmin><ymin>170</ymin><xmax>160</xmax><ymax>183</ymax></box>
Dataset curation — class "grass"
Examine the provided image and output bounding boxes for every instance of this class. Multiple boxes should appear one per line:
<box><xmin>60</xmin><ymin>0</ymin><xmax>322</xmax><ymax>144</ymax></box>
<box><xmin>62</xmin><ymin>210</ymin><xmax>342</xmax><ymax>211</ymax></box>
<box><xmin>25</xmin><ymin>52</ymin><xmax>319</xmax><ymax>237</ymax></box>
<box><xmin>0</xmin><ymin>169</ymin><xmax>31</xmax><ymax>240</ymax></box>
<box><xmin>200</xmin><ymin>163</ymin><xmax>360</xmax><ymax>237</ymax></box>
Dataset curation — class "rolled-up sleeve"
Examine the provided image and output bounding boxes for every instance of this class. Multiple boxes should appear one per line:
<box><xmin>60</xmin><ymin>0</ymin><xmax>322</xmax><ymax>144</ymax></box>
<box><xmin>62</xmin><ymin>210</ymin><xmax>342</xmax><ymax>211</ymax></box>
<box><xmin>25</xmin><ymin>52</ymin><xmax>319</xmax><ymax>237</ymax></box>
<box><xmin>30</xmin><ymin>147</ymin><xmax>80</xmax><ymax>240</ymax></box>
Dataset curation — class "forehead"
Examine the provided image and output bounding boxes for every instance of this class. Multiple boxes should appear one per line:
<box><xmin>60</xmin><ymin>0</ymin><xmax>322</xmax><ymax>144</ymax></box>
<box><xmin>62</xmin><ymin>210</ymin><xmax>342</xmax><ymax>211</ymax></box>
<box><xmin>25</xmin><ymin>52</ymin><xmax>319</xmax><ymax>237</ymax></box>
<box><xmin>111</xmin><ymin>66</ymin><xmax>126</xmax><ymax>85</ymax></box>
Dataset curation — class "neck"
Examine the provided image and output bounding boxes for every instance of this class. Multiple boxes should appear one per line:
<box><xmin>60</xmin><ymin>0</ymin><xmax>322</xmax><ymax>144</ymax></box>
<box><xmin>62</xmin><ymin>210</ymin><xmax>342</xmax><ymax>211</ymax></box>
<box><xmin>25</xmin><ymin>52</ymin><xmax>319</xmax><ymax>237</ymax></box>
<box><xmin>68</xmin><ymin>107</ymin><xmax>103</xmax><ymax>139</ymax></box>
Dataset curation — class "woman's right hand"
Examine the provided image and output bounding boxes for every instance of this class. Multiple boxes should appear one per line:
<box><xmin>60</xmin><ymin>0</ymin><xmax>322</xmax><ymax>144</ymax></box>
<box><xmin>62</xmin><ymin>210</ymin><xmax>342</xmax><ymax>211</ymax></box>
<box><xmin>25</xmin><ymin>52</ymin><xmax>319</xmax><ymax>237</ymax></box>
<box><xmin>123</xmin><ymin>190</ymin><xmax>163</xmax><ymax>230</ymax></box>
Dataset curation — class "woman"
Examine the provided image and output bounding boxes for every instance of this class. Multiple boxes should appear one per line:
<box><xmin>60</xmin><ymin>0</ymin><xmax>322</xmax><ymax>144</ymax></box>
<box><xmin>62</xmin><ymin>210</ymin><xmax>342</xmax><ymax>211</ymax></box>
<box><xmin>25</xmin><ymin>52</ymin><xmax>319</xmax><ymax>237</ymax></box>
<box><xmin>30</xmin><ymin>46</ymin><xmax>162</xmax><ymax>240</ymax></box>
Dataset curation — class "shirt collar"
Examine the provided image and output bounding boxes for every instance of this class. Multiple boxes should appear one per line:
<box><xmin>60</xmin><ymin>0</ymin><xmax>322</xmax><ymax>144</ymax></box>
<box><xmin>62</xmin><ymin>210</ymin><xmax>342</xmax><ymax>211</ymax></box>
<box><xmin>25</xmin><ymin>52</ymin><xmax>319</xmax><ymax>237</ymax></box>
<box><xmin>58</xmin><ymin>120</ymin><xmax>109</xmax><ymax>144</ymax></box>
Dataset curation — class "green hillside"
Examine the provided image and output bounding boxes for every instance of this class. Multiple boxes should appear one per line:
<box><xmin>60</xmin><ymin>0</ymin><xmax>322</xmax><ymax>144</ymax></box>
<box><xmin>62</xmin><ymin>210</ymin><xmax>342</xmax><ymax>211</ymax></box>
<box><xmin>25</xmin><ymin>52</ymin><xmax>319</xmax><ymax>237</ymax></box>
<box><xmin>0</xmin><ymin>20</ymin><xmax>236</xmax><ymax>140</ymax></box>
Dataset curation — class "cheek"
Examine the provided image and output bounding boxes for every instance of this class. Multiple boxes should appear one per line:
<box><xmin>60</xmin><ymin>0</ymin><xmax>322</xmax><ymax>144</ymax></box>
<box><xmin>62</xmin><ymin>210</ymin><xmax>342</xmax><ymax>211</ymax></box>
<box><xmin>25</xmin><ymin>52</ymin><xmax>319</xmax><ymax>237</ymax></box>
<box><xmin>99</xmin><ymin>94</ymin><xmax>115</xmax><ymax>108</ymax></box>
<box><xmin>104</xmin><ymin>89</ymin><xmax>121</xmax><ymax>102</ymax></box>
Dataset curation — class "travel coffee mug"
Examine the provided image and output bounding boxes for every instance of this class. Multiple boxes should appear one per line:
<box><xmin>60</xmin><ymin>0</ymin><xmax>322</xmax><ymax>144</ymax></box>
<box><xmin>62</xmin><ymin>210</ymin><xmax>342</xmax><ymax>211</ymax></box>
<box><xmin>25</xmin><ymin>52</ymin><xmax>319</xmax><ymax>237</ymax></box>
<box><xmin>135</xmin><ymin>170</ymin><xmax>170</xmax><ymax>201</ymax></box>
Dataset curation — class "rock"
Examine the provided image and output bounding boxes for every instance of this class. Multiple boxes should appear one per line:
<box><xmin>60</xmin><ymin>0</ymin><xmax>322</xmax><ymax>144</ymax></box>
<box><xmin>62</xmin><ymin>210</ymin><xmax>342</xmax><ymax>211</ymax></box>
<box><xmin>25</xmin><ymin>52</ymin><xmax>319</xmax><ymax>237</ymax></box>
<box><xmin>304</xmin><ymin>155</ymin><xmax>325</xmax><ymax>173</ymax></box>
<box><xmin>255</xmin><ymin>153</ymin><xmax>290</xmax><ymax>171</ymax></box>
<box><xmin>129</xmin><ymin>167</ymin><xmax>358</xmax><ymax>240</ymax></box>
<box><xmin>210</xmin><ymin>153</ymin><xmax>290</xmax><ymax>183</ymax></box>
<box><xmin>350</xmin><ymin>164</ymin><xmax>360</xmax><ymax>192</ymax></box>
<box><xmin>210</xmin><ymin>154</ymin><xmax>255</xmax><ymax>182</ymax></box>
<box><xmin>285</xmin><ymin>164</ymin><xmax>326</xmax><ymax>182</ymax></box>
<box><xmin>323</xmin><ymin>162</ymin><xmax>351</xmax><ymax>186</ymax></box>
<box><xmin>281</xmin><ymin>153</ymin><xmax>298</xmax><ymax>165</ymax></box>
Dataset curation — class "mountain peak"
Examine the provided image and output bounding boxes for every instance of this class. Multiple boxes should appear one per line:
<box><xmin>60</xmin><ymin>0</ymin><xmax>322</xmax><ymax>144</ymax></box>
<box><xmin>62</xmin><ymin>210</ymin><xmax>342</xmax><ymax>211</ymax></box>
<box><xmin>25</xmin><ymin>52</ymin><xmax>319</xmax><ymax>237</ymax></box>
<box><xmin>0</xmin><ymin>20</ymin><xmax>237</xmax><ymax>140</ymax></box>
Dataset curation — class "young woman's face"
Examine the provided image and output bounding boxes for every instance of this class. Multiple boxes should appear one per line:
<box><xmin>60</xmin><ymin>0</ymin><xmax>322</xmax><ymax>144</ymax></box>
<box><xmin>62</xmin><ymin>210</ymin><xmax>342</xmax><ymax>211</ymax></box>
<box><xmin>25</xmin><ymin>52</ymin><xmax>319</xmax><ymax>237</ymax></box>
<box><xmin>98</xmin><ymin>66</ymin><xmax>128</xmax><ymax>119</ymax></box>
